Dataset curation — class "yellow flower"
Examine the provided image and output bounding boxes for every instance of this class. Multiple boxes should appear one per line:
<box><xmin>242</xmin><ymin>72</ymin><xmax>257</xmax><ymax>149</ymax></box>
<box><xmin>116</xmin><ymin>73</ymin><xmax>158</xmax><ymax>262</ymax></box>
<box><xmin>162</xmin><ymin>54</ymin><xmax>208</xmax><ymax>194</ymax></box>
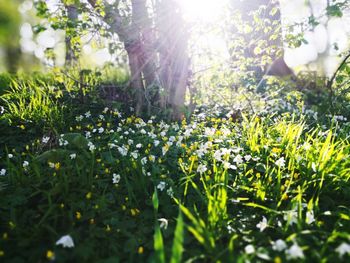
<box><xmin>0</xmin><ymin>250</ymin><xmax>4</xmax><ymax>257</ymax></box>
<box><xmin>76</xmin><ymin>211</ymin><xmax>81</xmax><ymax>220</ymax></box>
<box><xmin>54</xmin><ymin>162</ymin><xmax>60</xmax><ymax>171</ymax></box>
<box><xmin>46</xmin><ymin>250</ymin><xmax>55</xmax><ymax>260</ymax></box>
<box><xmin>274</xmin><ymin>256</ymin><xmax>282</xmax><ymax>263</ymax></box>
<box><xmin>86</xmin><ymin>192</ymin><xmax>92</xmax><ymax>199</ymax></box>
<box><xmin>138</xmin><ymin>246</ymin><xmax>144</xmax><ymax>254</ymax></box>
<box><xmin>130</xmin><ymin>208</ymin><xmax>140</xmax><ymax>216</ymax></box>
<box><xmin>60</xmin><ymin>203</ymin><xmax>65</xmax><ymax>209</ymax></box>
<box><xmin>272</xmin><ymin>147</ymin><xmax>281</xmax><ymax>154</ymax></box>
<box><xmin>20</xmin><ymin>125</ymin><xmax>25</xmax><ymax>130</ymax></box>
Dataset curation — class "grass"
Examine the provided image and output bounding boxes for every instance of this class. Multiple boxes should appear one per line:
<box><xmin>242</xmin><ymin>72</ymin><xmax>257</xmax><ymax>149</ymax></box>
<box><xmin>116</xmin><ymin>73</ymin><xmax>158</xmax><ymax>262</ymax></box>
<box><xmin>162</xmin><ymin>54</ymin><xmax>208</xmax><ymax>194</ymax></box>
<box><xmin>1</xmin><ymin>76</ymin><xmax>350</xmax><ymax>262</ymax></box>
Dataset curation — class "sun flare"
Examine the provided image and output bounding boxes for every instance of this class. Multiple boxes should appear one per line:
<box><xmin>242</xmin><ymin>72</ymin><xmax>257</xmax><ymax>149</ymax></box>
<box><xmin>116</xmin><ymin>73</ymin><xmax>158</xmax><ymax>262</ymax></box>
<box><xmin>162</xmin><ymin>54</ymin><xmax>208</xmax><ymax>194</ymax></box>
<box><xmin>177</xmin><ymin>0</ymin><xmax>228</xmax><ymax>21</ymax></box>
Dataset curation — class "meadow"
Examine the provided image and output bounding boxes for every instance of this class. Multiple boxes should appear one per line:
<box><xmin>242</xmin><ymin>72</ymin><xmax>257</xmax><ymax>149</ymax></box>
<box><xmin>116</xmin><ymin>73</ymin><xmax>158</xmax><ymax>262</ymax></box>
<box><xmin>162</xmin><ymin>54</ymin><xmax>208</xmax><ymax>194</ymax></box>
<box><xmin>1</xmin><ymin>73</ymin><xmax>350</xmax><ymax>262</ymax></box>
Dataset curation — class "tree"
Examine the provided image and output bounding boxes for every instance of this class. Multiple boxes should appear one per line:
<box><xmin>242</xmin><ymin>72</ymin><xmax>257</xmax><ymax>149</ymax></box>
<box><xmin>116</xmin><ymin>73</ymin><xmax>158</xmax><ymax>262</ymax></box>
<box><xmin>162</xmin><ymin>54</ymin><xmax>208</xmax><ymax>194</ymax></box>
<box><xmin>0</xmin><ymin>0</ymin><xmax>21</xmax><ymax>73</ymax></box>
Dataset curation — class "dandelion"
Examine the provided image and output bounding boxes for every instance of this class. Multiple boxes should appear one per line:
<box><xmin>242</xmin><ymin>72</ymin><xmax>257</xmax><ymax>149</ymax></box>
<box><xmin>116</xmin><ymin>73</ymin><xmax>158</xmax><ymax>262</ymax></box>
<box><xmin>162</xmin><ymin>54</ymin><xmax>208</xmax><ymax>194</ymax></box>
<box><xmin>245</xmin><ymin>244</ymin><xmax>255</xmax><ymax>254</ymax></box>
<box><xmin>256</xmin><ymin>216</ymin><xmax>268</xmax><ymax>232</ymax></box>
<box><xmin>0</xmin><ymin>169</ymin><xmax>6</xmax><ymax>176</ymax></box>
<box><xmin>157</xmin><ymin>181</ymin><xmax>166</xmax><ymax>191</ymax></box>
<box><xmin>158</xmin><ymin>218</ymin><xmax>168</xmax><ymax>229</ymax></box>
<box><xmin>286</xmin><ymin>243</ymin><xmax>304</xmax><ymax>260</ymax></box>
<box><xmin>275</xmin><ymin>157</ymin><xmax>285</xmax><ymax>168</ymax></box>
<box><xmin>336</xmin><ymin>243</ymin><xmax>350</xmax><ymax>257</ymax></box>
<box><xmin>272</xmin><ymin>239</ymin><xmax>287</xmax><ymax>251</ymax></box>
<box><xmin>55</xmin><ymin>235</ymin><xmax>74</xmax><ymax>248</ymax></box>
<box><xmin>70</xmin><ymin>153</ymin><xmax>77</xmax><ymax>159</ymax></box>
<box><xmin>112</xmin><ymin>173</ymin><xmax>121</xmax><ymax>184</ymax></box>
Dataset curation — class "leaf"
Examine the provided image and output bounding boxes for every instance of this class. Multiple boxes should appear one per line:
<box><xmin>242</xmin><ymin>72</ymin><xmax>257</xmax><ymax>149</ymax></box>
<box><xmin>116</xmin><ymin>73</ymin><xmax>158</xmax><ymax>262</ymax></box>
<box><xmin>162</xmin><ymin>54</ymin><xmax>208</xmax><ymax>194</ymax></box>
<box><xmin>154</xmin><ymin>222</ymin><xmax>165</xmax><ymax>263</ymax></box>
<box><xmin>170</xmin><ymin>210</ymin><xmax>184</xmax><ymax>263</ymax></box>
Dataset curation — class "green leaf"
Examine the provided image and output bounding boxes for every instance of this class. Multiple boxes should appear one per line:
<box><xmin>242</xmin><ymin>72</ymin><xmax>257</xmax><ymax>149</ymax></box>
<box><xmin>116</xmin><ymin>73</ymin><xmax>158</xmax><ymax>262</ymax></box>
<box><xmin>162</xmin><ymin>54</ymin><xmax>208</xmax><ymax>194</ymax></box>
<box><xmin>170</xmin><ymin>210</ymin><xmax>184</xmax><ymax>263</ymax></box>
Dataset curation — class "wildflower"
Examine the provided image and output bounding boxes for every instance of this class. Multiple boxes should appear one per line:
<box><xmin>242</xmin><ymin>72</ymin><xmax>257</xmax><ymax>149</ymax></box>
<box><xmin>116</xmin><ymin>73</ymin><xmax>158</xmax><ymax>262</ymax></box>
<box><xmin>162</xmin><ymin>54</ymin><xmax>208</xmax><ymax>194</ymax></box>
<box><xmin>131</xmin><ymin>151</ymin><xmax>139</xmax><ymax>159</ymax></box>
<box><xmin>118</xmin><ymin>146</ymin><xmax>128</xmax><ymax>156</ymax></box>
<box><xmin>46</xmin><ymin>250</ymin><xmax>55</xmax><ymax>260</ymax></box>
<box><xmin>85</xmin><ymin>111</ymin><xmax>91</xmax><ymax>118</ymax></box>
<box><xmin>75</xmin><ymin>212</ymin><xmax>81</xmax><ymax>220</ymax></box>
<box><xmin>233</xmin><ymin>154</ymin><xmax>244</xmax><ymax>165</ymax></box>
<box><xmin>136</xmin><ymin>143</ymin><xmax>142</xmax><ymax>149</ymax></box>
<box><xmin>272</xmin><ymin>239</ymin><xmax>287</xmax><ymax>251</ymax></box>
<box><xmin>98</xmin><ymin>127</ymin><xmax>104</xmax><ymax>134</ymax></box>
<box><xmin>158</xmin><ymin>218</ymin><xmax>168</xmax><ymax>229</ymax></box>
<box><xmin>112</xmin><ymin>173</ymin><xmax>121</xmax><ymax>184</ymax></box>
<box><xmin>244</xmin><ymin>155</ymin><xmax>252</xmax><ymax>161</ymax></box>
<box><xmin>141</xmin><ymin>157</ymin><xmax>147</xmax><ymax>165</ymax></box>
<box><xmin>336</xmin><ymin>243</ymin><xmax>350</xmax><ymax>257</ymax></box>
<box><xmin>23</xmin><ymin>161</ymin><xmax>29</xmax><ymax>168</ymax></box>
<box><xmin>88</xmin><ymin>142</ymin><xmax>96</xmax><ymax>152</ymax></box>
<box><xmin>70</xmin><ymin>153</ymin><xmax>77</xmax><ymax>159</ymax></box>
<box><xmin>0</xmin><ymin>169</ymin><xmax>6</xmax><ymax>176</ymax></box>
<box><xmin>149</xmin><ymin>155</ymin><xmax>155</xmax><ymax>162</ymax></box>
<box><xmin>42</xmin><ymin>136</ymin><xmax>50</xmax><ymax>144</ymax></box>
<box><xmin>167</xmin><ymin>187</ymin><xmax>174</xmax><ymax>197</ymax></box>
<box><xmin>75</xmin><ymin>115</ymin><xmax>83</xmax><ymax>121</ymax></box>
<box><xmin>275</xmin><ymin>157</ymin><xmax>285</xmax><ymax>168</ymax></box>
<box><xmin>284</xmin><ymin>210</ymin><xmax>298</xmax><ymax>225</ymax></box>
<box><xmin>54</xmin><ymin>162</ymin><xmax>60</xmax><ymax>171</ymax></box>
<box><xmin>245</xmin><ymin>244</ymin><xmax>255</xmax><ymax>254</ymax></box>
<box><xmin>286</xmin><ymin>243</ymin><xmax>304</xmax><ymax>260</ymax></box>
<box><xmin>256</xmin><ymin>216</ymin><xmax>268</xmax><ymax>232</ymax></box>
<box><xmin>55</xmin><ymin>235</ymin><xmax>74</xmax><ymax>248</ymax></box>
<box><xmin>138</xmin><ymin>246</ymin><xmax>144</xmax><ymax>254</ymax></box>
<box><xmin>8</xmin><ymin>154</ymin><xmax>13</xmax><ymax>159</ymax></box>
<box><xmin>197</xmin><ymin>164</ymin><xmax>208</xmax><ymax>174</ymax></box>
<box><xmin>306</xmin><ymin>210</ymin><xmax>315</xmax><ymax>224</ymax></box>
<box><xmin>157</xmin><ymin>181</ymin><xmax>166</xmax><ymax>191</ymax></box>
<box><xmin>154</xmin><ymin>140</ymin><xmax>160</xmax><ymax>147</ymax></box>
<box><xmin>213</xmin><ymin>150</ymin><xmax>222</xmax><ymax>161</ymax></box>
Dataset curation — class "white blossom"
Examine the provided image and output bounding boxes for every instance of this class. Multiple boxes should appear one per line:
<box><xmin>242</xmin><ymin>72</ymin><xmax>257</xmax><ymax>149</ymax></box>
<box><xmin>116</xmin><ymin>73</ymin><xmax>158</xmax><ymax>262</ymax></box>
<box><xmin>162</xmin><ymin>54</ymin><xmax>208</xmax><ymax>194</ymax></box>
<box><xmin>56</xmin><ymin>235</ymin><xmax>74</xmax><ymax>248</ymax></box>
<box><xmin>197</xmin><ymin>164</ymin><xmax>208</xmax><ymax>174</ymax></box>
<box><xmin>336</xmin><ymin>243</ymin><xmax>350</xmax><ymax>257</ymax></box>
<box><xmin>256</xmin><ymin>216</ymin><xmax>268</xmax><ymax>232</ymax></box>
<box><xmin>70</xmin><ymin>153</ymin><xmax>77</xmax><ymax>160</ymax></box>
<box><xmin>286</xmin><ymin>243</ymin><xmax>304</xmax><ymax>260</ymax></box>
<box><xmin>157</xmin><ymin>181</ymin><xmax>166</xmax><ymax>191</ymax></box>
<box><xmin>275</xmin><ymin>157</ymin><xmax>285</xmax><ymax>168</ymax></box>
<box><xmin>272</xmin><ymin>239</ymin><xmax>287</xmax><ymax>251</ymax></box>
<box><xmin>0</xmin><ymin>169</ymin><xmax>6</xmax><ymax>176</ymax></box>
<box><xmin>112</xmin><ymin>173</ymin><xmax>121</xmax><ymax>184</ymax></box>
<box><xmin>245</xmin><ymin>244</ymin><xmax>255</xmax><ymax>254</ymax></box>
<box><xmin>158</xmin><ymin>218</ymin><xmax>168</xmax><ymax>229</ymax></box>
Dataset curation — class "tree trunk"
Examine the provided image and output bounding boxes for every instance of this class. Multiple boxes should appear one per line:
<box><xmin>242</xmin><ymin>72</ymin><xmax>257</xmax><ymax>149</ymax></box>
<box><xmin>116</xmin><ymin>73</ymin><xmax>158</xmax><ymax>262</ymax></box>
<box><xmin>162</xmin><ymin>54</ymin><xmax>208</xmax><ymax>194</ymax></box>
<box><xmin>65</xmin><ymin>4</ymin><xmax>78</xmax><ymax>66</ymax></box>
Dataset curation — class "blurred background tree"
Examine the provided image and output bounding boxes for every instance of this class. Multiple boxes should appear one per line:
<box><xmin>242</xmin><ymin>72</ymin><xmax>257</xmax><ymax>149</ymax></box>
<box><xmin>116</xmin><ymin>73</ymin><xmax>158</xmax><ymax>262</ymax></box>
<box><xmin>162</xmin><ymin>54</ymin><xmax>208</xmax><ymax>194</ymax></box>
<box><xmin>0</xmin><ymin>0</ymin><xmax>21</xmax><ymax>73</ymax></box>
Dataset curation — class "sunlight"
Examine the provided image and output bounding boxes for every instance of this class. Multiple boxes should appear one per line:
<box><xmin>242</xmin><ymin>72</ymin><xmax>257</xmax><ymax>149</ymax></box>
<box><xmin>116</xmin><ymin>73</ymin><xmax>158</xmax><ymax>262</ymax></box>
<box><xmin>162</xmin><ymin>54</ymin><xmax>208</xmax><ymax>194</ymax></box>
<box><xmin>177</xmin><ymin>0</ymin><xmax>228</xmax><ymax>22</ymax></box>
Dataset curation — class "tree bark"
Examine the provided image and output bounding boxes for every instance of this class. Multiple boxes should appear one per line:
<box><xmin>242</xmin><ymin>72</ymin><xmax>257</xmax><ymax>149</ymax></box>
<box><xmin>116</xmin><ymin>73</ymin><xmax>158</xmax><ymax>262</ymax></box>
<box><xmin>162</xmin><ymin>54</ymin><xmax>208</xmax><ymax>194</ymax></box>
<box><xmin>65</xmin><ymin>4</ymin><xmax>78</xmax><ymax>67</ymax></box>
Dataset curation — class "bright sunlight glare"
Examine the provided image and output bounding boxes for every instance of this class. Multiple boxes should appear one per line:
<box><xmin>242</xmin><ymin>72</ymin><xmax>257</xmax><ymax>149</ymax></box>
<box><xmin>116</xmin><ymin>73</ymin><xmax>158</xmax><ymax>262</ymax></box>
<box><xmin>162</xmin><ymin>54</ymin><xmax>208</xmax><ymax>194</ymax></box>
<box><xmin>177</xmin><ymin>0</ymin><xmax>228</xmax><ymax>21</ymax></box>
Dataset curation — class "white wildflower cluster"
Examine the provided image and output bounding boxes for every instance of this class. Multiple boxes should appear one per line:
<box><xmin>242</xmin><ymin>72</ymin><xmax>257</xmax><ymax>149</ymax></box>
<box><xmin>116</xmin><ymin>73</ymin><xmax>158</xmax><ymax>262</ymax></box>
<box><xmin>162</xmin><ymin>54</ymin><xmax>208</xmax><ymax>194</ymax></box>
<box><xmin>59</xmin><ymin>135</ymin><xmax>68</xmax><ymax>146</ymax></box>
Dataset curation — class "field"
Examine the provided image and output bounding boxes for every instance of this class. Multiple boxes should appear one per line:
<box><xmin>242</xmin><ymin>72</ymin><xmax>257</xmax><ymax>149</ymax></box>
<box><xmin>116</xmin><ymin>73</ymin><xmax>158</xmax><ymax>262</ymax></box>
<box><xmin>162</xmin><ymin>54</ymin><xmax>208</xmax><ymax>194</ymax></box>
<box><xmin>1</xmin><ymin>75</ymin><xmax>350</xmax><ymax>262</ymax></box>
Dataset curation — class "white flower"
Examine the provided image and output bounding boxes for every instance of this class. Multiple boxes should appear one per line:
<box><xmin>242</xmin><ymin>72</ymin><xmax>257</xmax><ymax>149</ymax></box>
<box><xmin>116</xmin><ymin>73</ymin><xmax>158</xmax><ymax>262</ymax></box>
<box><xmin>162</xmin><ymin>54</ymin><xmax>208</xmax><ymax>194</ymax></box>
<box><xmin>55</xmin><ymin>235</ymin><xmax>74</xmax><ymax>248</ymax></box>
<box><xmin>70</xmin><ymin>153</ymin><xmax>77</xmax><ymax>160</ymax></box>
<box><xmin>75</xmin><ymin>115</ymin><xmax>83</xmax><ymax>121</ymax></box>
<box><xmin>213</xmin><ymin>150</ymin><xmax>222</xmax><ymax>161</ymax></box>
<box><xmin>157</xmin><ymin>181</ymin><xmax>166</xmax><ymax>191</ymax></box>
<box><xmin>245</xmin><ymin>244</ymin><xmax>255</xmax><ymax>254</ymax></box>
<box><xmin>8</xmin><ymin>154</ymin><xmax>13</xmax><ymax>159</ymax></box>
<box><xmin>233</xmin><ymin>154</ymin><xmax>244</xmax><ymax>165</ymax></box>
<box><xmin>0</xmin><ymin>169</ymin><xmax>6</xmax><ymax>176</ymax></box>
<box><xmin>84</xmin><ymin>111</ymin><xmax>91</xmax><ymax>118</ymax></box>
<box><xmin>87</xmin><ymin>142</ymin><xmax>96</xmax><ymax>152</ymax></box>
<box><xmin>286</xmin><ymin>243</ymin><xmax>304</xmax><ymax>260</ymax></box>
<box><xmin>167</xmin><ymin>187</ymin><xmax>174</xmax><ymax>197</ymax></box>
<box><xmin>275</xmin><ymin>157</ymin><xmax>285</xmax><ymax>168</ymax></box>
<box><xmin>118</xmin><ymin>146</ymin><xmax>128</xmax><ymax>156</ymax></box>
<box><xmin>158</xmin><ymin>218</ymin><xmax>168</xmax><ymax>229</ymax></box>
<box><xmin>197</xmin><ymin>164</ymin><xmax>208</xmax><ymax>174</ymax></box>
<box><xmin>136</xmin><ymin>143</ymin><xmax>142</xmax><ymax>149</ymax></box>
<box><xmin>284</xmin><ymin>210</ymin><xmax>298</xmax><ymax>225</ymax></box>
<box><xmin>272</xmin><ymin>239</ymin><xmax>287</xmax><ymax>251</ymax></box>
<box><xmin>128</xmin><ymin>139</ymin><xmax>134</xmax><ymax>145</ymax></box>
<box><xmin>244</xmin><ymin>155</ymin><xmax>252</xmax><ymax>162</ymax></box>
<box><xmin>149</xmin><ymin>155</ymin><xmax>156</xmax><ymax>162</ymax></box>
<box><xmin>306</xmin><ymin>210</ymin><xmax>315</xmax><ymax>224</ymax></box>
<box><xmin>141</xmin><ymin>157</ymin><xmax>147</xmax><ymax>165</ymax></box>
<box><xmin>42</xmin><ymin>136</ymin><xmax>50</xmax><ymax>144</ymax></box>
<box><xmin>256</xmin><ymin>216</ymin><xmax>268</xmax><ymax>232</ymax></box>
<box><xmin>336</xmin><ymin>243</ymin><xmax>350</xmax><ymax>257</ymax></box>
<box><xmin>98</xmin><ymin>127</ymin><xmax>104</xmax><ymax>134</ymax></box>
<box><xmin>112</xmin><ymin>173</ymin><xmax>121</xmax><ymax>184</ymax></box>
<box><xmin>154</xmin><ymin>140</ymin><xmax>160</xmax><ymax>147</ymax></box>
<box><xmin>131</xmin><ymin>151</ymin><xmax>138</xmax><ymax>159</ymax></box>
<box><xmin>23</xmin><ymin>161</ymin><xmax>29</xmax><ymax>168</ymax></box>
